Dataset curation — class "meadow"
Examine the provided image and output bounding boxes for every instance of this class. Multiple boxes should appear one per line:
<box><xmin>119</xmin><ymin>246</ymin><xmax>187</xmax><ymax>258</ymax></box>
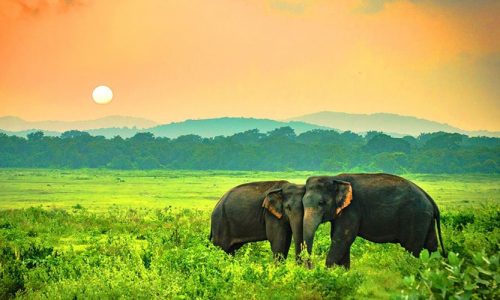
<box><xmin>0</xmin><ymin>169</ymin><xmax>499</xmax><ymax>299</ymax></box>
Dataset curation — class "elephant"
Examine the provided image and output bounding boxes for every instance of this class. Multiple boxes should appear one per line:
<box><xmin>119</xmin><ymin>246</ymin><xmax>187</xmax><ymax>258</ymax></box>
<box><xmin>302</xmin><ymin>173</ymin><xmax>445</xmax><ymax>269</ymax></box>
<box><xmin>210</xmin><ymin>181</ymin><xmax>305</xmax><ymax>261</ymax></box>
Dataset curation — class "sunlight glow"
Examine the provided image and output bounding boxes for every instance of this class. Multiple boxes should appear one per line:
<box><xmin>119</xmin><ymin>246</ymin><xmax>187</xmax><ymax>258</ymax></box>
<box><xmin>92</xmin><ymin>85</ymin><xmax>113</xmax><ymax>104</ymax></box>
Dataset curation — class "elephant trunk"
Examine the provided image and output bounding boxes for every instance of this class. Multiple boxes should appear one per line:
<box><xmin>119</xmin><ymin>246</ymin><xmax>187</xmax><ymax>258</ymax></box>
<box><xmin>303</xmin><ymin>207</ymin><xmax>322</xmax><ymax>255</ymax></box>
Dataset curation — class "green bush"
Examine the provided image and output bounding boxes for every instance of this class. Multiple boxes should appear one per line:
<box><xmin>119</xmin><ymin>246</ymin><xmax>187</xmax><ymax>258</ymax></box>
<box><xmin>0</xmin><ymin>204</ymin><xmax>498</xmax><ymax>299</ymax></box>
<box><xmin>400</xmin><ymin>250</ymin><xmax>499</xmax><ymax>300</ymax></box>
<box><xmin>441</xmin><ymin>211</ymin><xmax>475</xmax><ymax>230</ymax></box>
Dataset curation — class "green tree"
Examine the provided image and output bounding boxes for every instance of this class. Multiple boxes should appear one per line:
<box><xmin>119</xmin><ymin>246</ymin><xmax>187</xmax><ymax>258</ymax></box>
<box><xmin>421</xmin><ymin>132</ymin><xmax>465</xmax><ymax>150</ymax></box>
<box><xmin>27</xmin><ymin>131</ymin><xmax>44</xmax><ymax>141</ymax></box>
<box><xmin>61</xmin><ymin>130</ymin><xmax>91</xmax><ymax>139</ymax></box>
<box><xmin>136</xmin><ymin>156</ymin><xmax>161</xmax><ymax>169</ymax></box>
<box><xmin>108</xmin><ymin>155</ymin><xmax>134</xmax><ymax>169</ymax></box>
<box><xmin>369</xmin><ymin>152</ymin><xmax>409</xmax><ymax>173</ymax></box>
<box><xmin>365</xmin><ymin>134</ymin><xmax>410</xmax><ymax>154</ymax></box>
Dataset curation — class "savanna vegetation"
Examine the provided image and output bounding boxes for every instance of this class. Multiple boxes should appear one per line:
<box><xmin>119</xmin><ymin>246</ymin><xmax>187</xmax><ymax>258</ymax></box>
<box><xmin>0</xmin><ymin>128</ymin><xmax>499</xmax><ymax>173</ymax></box>
<box><xmin>0</xmin><ymin>169</ymin><xmax>498</xmax><ymax>299</ymax></box>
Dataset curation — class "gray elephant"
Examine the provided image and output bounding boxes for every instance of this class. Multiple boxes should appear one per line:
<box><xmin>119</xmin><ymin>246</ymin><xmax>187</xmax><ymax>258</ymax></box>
<box><xmin>210</xmin><ymin>181</ymin><xmax>305</xmax><ymax>260</ymax></box>
<box><xmin>302</xmin><ymin>173</ymin><xmax>445</xmax><ymax>268</ymax></box>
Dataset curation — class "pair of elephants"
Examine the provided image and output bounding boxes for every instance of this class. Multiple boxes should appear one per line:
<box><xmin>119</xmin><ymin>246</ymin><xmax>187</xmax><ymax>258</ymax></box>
<box><xmin>210</xmin><ymin>173</ymin><xmax>445</xmax><ymax>268</ymax></box>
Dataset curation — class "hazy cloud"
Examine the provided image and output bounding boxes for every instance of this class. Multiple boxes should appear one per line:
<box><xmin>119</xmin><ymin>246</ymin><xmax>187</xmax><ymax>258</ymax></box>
<box><xmin>269</xmin><ymin>0</ymin><xmax>309</xmax><ymax>14</ymax></box>
<box><xmin>0</xmin><ymin>0</ymin><xmax>84</xmax><ymax>19</ymax></box>
<box><xmin>357</xmin><ymin>0</ymin><xmax>395</xmax><ymax>14</ymax></box>
<box><xmin>474</xmin><ymin>53</ymin><xmax>500</xmax><ymax>101</ymax></box>
<box><xmin>422</xmin><ymin>52</ymin><xmax>500</xmax><ymax>112</ymax></box>
<box><xmin>358</xmin><ymin>0</ymin><xmax>496</xmax><ymax>13</ymax></box>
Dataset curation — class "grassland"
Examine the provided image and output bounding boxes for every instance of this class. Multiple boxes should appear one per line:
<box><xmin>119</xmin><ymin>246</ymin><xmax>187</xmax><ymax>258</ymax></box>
<box><xmin>0</xmin><ymin>169</ymin><xmax>499</xmax><ymax>299</ymax></box>
<box><xmin>1</xmin><ymin>169</ymin><xmax>498</xmax><ymax>211</ymax></box>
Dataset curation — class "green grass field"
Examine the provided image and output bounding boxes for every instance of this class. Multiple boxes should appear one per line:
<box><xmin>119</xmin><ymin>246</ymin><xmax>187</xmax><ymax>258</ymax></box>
<box><xmin>0</xmin><ymin>169</ymin><xmax>499</xmax><ymax>299</ymax></box>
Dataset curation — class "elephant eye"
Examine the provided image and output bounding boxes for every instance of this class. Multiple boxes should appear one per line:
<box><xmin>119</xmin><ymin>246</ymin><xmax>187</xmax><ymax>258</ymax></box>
<box><xmin>285</xmin><ymin>204</ymin><xmax>291</xmax><ymax>210</ymax></box>
<box><xmin>318</xmin><ymin>199</ymin><xmax>326</xmax><ymax>206</ymax></box>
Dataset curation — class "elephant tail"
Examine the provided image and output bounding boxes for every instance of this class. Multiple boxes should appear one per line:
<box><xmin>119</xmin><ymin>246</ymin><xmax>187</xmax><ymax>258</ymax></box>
<box><xmin>208</xmin><ymin>229</ymin><xmax>212</xmax><ymax>241</ymax></box>
<box><xmin>433</xmin><ymin>200</ymin><xmax>447</xmax><ymax>258</ymax></box>
<box><xmin>421</xmin><ymin>189</ymin><xmax>447</xmax><ymax>257</ymax></box>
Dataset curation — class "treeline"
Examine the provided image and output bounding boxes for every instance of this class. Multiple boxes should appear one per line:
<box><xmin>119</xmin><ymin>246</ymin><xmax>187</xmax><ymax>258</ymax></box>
<box><xmin>0</xmin><ymin>128</ymin><xmax>499</xmax><ymax>173</ymax></box>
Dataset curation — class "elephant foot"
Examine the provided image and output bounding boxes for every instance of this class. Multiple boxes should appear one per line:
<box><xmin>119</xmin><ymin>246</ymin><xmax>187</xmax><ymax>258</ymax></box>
<box><xmin>326</xmin><ymin>261</ymin><xmax>350</xmax><ymax>270</ymax></box>
<box><xmin>326</xmin><ymin>254</ymin><xmax>350</xmax><ymax>269</ymax></box>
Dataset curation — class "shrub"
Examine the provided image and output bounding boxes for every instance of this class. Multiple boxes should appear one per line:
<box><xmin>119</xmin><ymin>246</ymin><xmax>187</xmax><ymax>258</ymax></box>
<box><xmin>400</xmin><ymin>250</ymin><xmax>499</xmax><ymax>299</ymax></box>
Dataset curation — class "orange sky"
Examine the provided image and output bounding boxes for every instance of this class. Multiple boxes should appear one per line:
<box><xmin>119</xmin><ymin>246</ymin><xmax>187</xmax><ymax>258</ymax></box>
<box><xmin>0</xmin><ymin>0</ymin><xmax>499</xmax><ymax>131</ymax></box>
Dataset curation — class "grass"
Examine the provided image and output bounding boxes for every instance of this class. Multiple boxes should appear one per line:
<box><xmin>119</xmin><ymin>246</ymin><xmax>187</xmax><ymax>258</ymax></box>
<box><xmin>0</xmin><ymin>169</ymin><xmax>499</xmax><ymax>299</ymax></box>
<box><xmin>0</xmin><ymin>169</ymin><xmax>317</xmax><ymax>211</ymax></box>
<box><xmin>1</xmin><ymin>169</ymin><xmax>497</xmax><ymax>211</ymax></box>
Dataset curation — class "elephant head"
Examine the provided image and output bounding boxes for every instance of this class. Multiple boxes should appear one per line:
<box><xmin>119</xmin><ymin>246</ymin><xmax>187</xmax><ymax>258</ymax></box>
<box><xmin>302</xmin><ymin>177</ymin><xmax>352</xmax><ymax>254</ymax></box>
<box><xmin>262</xmin><ymin>183</ymin><xmax>305</xmax><ymax>258</ymax></box>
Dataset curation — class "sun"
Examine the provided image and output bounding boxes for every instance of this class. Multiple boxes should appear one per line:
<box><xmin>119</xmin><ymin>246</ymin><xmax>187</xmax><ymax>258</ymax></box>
<box><xmin>92</xmin><ymin>85</ymin><xmax>113</xmax><ymax>104</ymax></box>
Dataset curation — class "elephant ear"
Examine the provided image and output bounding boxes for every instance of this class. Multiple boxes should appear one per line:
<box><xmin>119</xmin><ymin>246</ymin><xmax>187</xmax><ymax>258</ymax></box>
<box><xmin>334</xmin><ymin>181</ymin><xmax>353</xmax><ymax>217</ymax></box>
<box><xmin>262</xmin><ymin>188</ymin><xmax>283</xmax><ymax>219</ymax></box>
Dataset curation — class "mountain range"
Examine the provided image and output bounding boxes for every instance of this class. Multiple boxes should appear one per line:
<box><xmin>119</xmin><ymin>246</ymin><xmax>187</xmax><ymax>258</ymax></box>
<box><xmin>0</xmin><ymin>115</ymin><xmax>157</xmax><ymax>132</ymax></box>
<box><xmin>0</xmin><ymin>112</ymin><xmax>498</xmax><ymax>138</ymax></box>
<box><xmin>287</xmin><ymin>111</ymin><xmax>500</xmax><ymax>137</ymax></box>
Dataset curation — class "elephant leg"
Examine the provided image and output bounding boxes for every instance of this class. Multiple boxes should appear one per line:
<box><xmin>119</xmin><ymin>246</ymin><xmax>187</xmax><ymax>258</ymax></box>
<box><xmin>326</xmin><ymin>218</ymin><xmax>358</xmax><ymax>269</ymax></box>
<box><xmin>338</xmin><ymin>247</ymin><xmax>351</xmax><ymax>269</ymax></box>
<box><xmin>401</xmin><ymin>214</ymin><xmax>431</xmax><ymax>257</ymax></box>
<box><xmin>215</xmin><ymin>239</ymin><xmax>232</xmax><ymax>254</ymax></box>
<box><xmin>424</xmin><ymin>219</ymin><xmax>438</xmax><ymax>253</ymax></box>
<box><xmin>272</xmin><ymin>232</ymin><xmax>292</xmax><ymax>261</ymax></box>
<box><xmin>283</xmin><ymin>230</ymin><xmax>292</xmax><ymax>259</ymax></box>
<box><xmin>227</xmin><ymin>242</ymin><xmax>245</xmax><ymax>256</ymax></box>
<box><xmin>268</xmin><ymin>223</ymin><xmax>292</xmax><ymax>261</ymax></box>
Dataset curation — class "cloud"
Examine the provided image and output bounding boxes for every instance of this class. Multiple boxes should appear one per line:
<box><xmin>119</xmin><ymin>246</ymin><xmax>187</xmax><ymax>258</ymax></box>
<box><xmin>269</xmin><ymin>0</ymin><xmax>309</xmax><ymax>14</ymax></box>
<box><xmin>357</xmin><ymin>0</ymin><xmax>496</xmax><ymax>13</ymax></box>
<box><xmin>0</xmin><ymin>0</ymin><xmax>84</xmax><ymax>19</ymax></box>
<box><xmin>357</xmin><ymin>0</ymin><xmax>395</xmax><ymax>14</ymax></box>
<box><xmin>422</xmin><ymin>52</ymin><xmax>500</xmax><ymax>113</ymax></box>
<box><xmin>473</xmin><ymin>53</ymin><xmax>500</xmax><ymax>101</ymax></box>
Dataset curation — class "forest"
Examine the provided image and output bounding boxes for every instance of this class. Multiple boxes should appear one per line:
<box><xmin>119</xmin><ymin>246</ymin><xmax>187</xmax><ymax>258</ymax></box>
<box><xmin>0</xmin><ymin>127</ymin><xmax>498</xmax><ymax>173</ymax></box>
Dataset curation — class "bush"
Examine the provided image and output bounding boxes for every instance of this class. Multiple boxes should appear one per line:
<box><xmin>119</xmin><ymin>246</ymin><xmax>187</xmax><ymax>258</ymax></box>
<box><xmin>1</xmin><ymin>204</ymin><xmax>498</xmax><ymax>299</ymax></box>
<box><xmin>400</xmin><ymin>250</ymin><xmax>499</xmax><ymax>299</ymax></box>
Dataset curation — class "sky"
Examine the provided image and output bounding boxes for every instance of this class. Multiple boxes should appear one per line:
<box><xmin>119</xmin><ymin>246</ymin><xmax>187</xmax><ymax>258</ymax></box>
<box><xmin>0</xmin><ymin>0</ymin><xmax>499</xmax><ymax>131</ymax></box>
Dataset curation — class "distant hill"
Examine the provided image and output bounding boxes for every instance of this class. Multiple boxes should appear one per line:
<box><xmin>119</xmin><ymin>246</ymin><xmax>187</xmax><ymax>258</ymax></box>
<box><xmin>287</xmin><ymin>111</ymin><xmax>500</xmax><ymax>137</ymax></box>
<box><xmin>2</xmin><ymin>113</ymin><xmax>499</xmax><ymax>138</ymax></box>
<box><xmin>0</xmin><ymin>117</ymin><xmax>330</xmax><ymax>138</ymax></box>
<box><xmin>146</xmin><ymin>117</ymin><xmax>331</xmax><ymax>138</ymax></box>
<box><xmin>0</xmin><ymin>115</ymin><xmax>158</xmax><ymax>132</ymax></box>
<box><xmin>0</xmin><ymin>129</ymin><xmax>61</xmax><ymax>138</ymax></box>
<box><xmin>86</xmin><ymin>127</ymin><xmax>143</xmax><ymax>138</ymax></box>
<box><xmin>0</xmin><ymin>128</ymin><xmax>140</xmax><ymax>139</ymax></box>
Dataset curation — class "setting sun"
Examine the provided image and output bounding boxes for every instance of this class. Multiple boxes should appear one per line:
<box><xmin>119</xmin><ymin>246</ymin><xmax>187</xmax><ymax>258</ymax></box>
<box><xmin>92</xmin><ymin>85</ymin><xmax>113</xmax><ymax>104</ymax></box>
